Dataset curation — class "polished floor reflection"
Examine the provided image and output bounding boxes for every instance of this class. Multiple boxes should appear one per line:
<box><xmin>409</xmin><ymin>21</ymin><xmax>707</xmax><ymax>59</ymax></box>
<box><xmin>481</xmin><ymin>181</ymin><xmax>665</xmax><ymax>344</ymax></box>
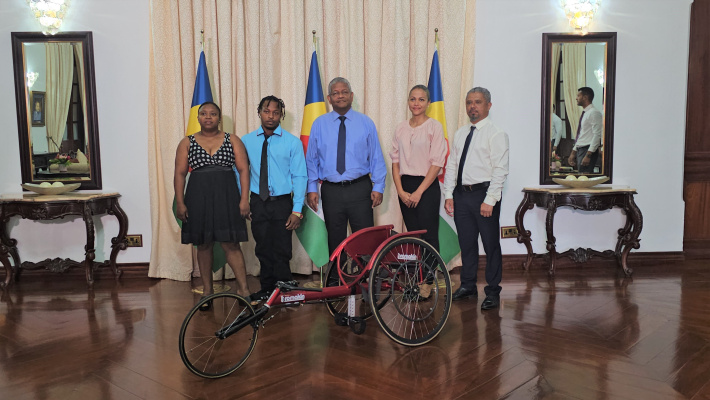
<box><xmin>2</xmin><ymin>261</ymin><xmax>710</xmax><ymax>399</ymax></box>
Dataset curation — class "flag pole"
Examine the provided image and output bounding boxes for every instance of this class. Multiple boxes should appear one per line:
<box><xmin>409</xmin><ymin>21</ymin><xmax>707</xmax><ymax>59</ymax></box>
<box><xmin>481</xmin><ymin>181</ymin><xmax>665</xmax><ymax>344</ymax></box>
<box><xmin>435</xmin><ymin>27</ymin><xmax>439</xmax><ymax>51</ymax></box>
<box><xmin>314</xmin><ymin>29</ymin><xmax>324</xmax><ymax>289</ymax></box>
<box><xmin>201</xmin><ymin>29</ymin><xmax>204</xmax><ymax>51</ymax></box>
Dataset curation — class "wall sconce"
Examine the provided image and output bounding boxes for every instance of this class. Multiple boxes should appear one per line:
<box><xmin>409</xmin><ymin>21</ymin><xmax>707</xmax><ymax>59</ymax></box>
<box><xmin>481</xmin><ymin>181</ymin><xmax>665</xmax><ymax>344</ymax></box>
<box><xmin>26</xmin><ymin>71</ymin><xmax>39</xmax><ymax>88</ymax></box>
<box><xmin>594</xmin><ymin>68</ymin><xmax>604</xmax><ymax>86</ymax></box>
<box><xmin>27</xmin><ymin>0</ymin><xmax>71</xmax><ymax>35</ymax></box>
<box><xmin>560</xmin><ymin>0</ymin><xmax>601</xmax><ymax>30</ymax></box>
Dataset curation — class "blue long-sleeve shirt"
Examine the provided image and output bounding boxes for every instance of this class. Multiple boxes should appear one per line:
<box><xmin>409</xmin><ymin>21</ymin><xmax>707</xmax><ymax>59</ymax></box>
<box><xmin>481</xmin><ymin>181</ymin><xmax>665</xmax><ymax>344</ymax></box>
<box><xmin>305</xmin><ymin>108</ymin><xmax>387</xmax><ymax>193</ymax></box>
<box><xmin>242</xmin><ymin>125</ymin><xmax>307</xmax><ymax>213</ymax></box>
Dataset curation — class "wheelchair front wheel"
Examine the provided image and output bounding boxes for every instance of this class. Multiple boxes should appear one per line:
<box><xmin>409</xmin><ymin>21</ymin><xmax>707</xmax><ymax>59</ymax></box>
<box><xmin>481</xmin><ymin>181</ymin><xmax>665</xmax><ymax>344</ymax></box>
<box><xmin>178</xmin><ymin>293</ymin><xmax>258</xmax><ymax>378</ymax></box>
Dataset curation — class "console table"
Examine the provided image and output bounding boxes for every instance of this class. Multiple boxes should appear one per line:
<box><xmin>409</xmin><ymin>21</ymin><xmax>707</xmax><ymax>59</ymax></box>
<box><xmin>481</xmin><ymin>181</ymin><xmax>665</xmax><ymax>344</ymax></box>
<box><xmin>0</xmin><ymin>192</ymin><xmax>128</xmax><ymax>288</ymax></box>
<box><xmin>514</xmin><ymin>186</ymin><xmax>642</xmax><ymax>276</ymax></box>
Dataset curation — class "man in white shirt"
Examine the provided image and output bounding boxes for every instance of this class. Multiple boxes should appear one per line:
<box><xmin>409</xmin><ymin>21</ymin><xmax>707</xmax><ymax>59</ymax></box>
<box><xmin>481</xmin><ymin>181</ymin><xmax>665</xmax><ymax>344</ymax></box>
<box><xmin>568</xmin><ymin>87</ymin><xmax>602</xmax><ymax>173</ymax></box>
<box><xmin>551</xmin><ymin>104</ymin><xmax>563</xmax><ymax>155</ymax></box>
<box><xmin>444</xmin><ymin>87</ymin><xmax>509</xmax><ymax>310</ymax></box>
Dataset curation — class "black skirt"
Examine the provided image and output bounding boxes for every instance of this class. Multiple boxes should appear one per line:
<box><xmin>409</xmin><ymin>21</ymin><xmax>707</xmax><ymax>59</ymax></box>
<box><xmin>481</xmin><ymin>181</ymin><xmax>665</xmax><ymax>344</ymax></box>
<box><xmin>181</xmin><ymin>165</ymin><xmax>248</xmax><ymax>245</ymax></box>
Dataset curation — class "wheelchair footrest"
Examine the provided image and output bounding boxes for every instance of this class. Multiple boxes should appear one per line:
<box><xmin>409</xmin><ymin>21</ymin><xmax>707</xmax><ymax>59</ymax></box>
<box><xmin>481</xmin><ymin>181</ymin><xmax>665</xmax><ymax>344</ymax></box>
<box><xmin>333</xmin><ymin>312</ymin><xmax>367</xmax><ymax>335</ymax></box>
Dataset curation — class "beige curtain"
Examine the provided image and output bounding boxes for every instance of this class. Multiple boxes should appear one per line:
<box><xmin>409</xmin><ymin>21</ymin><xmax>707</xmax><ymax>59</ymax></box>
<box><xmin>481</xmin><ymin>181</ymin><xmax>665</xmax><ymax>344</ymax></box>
<box><xmin>562</xmin><ymin>43</ymin><xmax>586</xmax><ymax>139</ymax></box>
<box><xmin>73</xmin><ymin>44</ymin><xmax>88</xmax><ymax>154</ymax></box>
<box><xmin>550</xmin><ymin>43</ymin><xmax>561</xmax><ymax>120</ymax></box>
<box><xmin>148</xmin><ymin>0</ymin><xmax>476</xmax><ymax>281</ymax></box>
<box><xmin>45</xmin><ymin>43</ymin><xmax>73</xmax><ymax>153</ymax></box>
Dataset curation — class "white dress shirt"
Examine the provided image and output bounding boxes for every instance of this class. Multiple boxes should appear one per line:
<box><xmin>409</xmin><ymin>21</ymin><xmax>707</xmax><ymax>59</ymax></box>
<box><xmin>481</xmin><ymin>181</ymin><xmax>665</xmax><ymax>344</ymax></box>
<box><xmin>443</xmin><ymin>117</ymin><xmax>509</xmax><ymax>206</ymax></box>
<box><xmin>551</xmin><ymin>112</ymin><xmax>563</xmax><ymax>148</ymax></box>
<box><xmin>573</xmin><ymin>104</ymin><xmax>602</xmax><ymax>153</ymax></box>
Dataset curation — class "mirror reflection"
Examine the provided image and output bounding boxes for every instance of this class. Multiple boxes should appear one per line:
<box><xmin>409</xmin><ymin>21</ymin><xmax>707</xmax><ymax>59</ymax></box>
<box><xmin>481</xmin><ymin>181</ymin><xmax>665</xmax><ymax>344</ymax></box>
<box><xmin>12</xmin><ymin>32</ymin><xmax>102</xmax><ymax>190</ymax></box>
<box><xmin>540</xmin><ymin>33</ymin><xmax>616</xmax><ymax>184</ymax></box>
<box><xmin>25</xmin><ymin>42</ymin><xmax>89</xmax><ymax>180</ymax></box>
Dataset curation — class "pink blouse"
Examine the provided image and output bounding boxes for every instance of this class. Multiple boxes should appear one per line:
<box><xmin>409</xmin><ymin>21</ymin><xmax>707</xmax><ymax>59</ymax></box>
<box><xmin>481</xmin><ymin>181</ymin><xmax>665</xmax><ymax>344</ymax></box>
<box><xmin>389</xmin><ymin>118</ymin><xmax>447</xmax><ymax>176</ymax></box>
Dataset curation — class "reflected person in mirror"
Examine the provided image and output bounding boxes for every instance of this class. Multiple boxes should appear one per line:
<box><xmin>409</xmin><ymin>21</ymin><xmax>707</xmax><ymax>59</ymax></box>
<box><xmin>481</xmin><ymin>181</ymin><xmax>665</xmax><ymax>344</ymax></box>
<box><xmin>551</xmin><ymin>104</ymin><xmax>563</xmax><ymax>156</ymax></box>
<box><xmin>174</xmin><ymin>102</ymin><xmax>252</xmax><ymax>310</ymax></box>
<box><xmin>568</xmin><ymin>87</ymin><xmax>602</xmax><ymax>173</ymax></box>
<box><xmin>444</xmin><ymin>87</ymin><xmax>509</xmax><ymax>310</ymax></box>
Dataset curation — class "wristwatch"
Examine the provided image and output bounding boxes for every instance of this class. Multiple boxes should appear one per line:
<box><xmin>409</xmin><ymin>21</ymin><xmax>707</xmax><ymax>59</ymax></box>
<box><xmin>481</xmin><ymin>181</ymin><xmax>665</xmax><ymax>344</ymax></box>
<box><xmin>292</xmin><ymin>212</ymin><xmax>303</xmax><ymax>219</ymax></box>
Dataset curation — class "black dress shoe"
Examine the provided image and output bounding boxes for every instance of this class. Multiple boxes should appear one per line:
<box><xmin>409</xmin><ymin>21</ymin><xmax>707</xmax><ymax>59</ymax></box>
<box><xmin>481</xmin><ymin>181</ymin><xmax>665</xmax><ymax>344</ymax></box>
<box><xmin>452</xmin><ymin>287</ymin><xmax>477</xmax><ymax>301</ymax></box>
<box><xmin>480</xmin><ymin>295</ymin><xmax>500</xmax><ymax>310</ymax></box>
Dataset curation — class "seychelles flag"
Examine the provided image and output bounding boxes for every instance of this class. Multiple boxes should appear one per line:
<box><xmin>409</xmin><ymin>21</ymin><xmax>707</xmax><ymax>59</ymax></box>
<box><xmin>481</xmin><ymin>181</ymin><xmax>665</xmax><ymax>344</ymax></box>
<box><xmin>173</xmin><ymin>51</ymin><xmax>227</xmax><ymax>272</ymax></box>
<box><xmin>295</xmin><ymin>50</ymin><xmax>330</xmax><ymax>268</ymax></box>
<box><xmin>426</xmin><ymin>50</ymin><xmax>461</xmax><ymax>263</ymax></box>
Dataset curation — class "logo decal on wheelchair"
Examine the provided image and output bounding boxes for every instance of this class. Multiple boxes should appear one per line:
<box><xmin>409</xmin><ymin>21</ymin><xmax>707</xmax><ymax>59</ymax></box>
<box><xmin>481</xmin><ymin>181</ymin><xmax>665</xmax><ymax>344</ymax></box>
<box><xmin>397</xmin><ymin>253</ymin><xmax>417</xmax><ymax>261</ymax></box>
<box><xmin>281</xmin><ymin>293</ymin><xmax>305</xmax><ymax>302</ymax></box>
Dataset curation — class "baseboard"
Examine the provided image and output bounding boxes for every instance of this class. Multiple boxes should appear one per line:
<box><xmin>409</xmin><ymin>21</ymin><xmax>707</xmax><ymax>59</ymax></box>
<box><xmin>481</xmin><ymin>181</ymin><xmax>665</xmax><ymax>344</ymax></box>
<box><xmin>457</xmin><ymin>251</ymin><xmax>687</xmax><ymax>271</ymax></box>
<box><xmin>684</xmin><ymin>239</ymin><xmax>710</xmax><ymax>259</ymax></box>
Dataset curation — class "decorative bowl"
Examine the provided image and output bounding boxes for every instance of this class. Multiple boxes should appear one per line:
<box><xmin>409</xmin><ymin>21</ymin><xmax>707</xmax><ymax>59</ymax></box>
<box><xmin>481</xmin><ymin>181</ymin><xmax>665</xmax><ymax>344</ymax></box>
<box><xmin>22</xmin><ymin>183</ymin><xmax>81</xmax><ymax>195</ymax></box>
<box><xmin>552</xmin><ymin>176</ymin><xmax>609</xmax><ymax>188</ymax></box>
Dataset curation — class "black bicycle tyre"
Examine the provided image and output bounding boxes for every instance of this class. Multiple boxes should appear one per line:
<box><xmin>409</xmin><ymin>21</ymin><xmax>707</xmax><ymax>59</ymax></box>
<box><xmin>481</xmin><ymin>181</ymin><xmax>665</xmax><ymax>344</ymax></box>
<box><xmin>178</xmin><ymin>293</ymin><xmax>258</xmax><ymax>378</ymax></box>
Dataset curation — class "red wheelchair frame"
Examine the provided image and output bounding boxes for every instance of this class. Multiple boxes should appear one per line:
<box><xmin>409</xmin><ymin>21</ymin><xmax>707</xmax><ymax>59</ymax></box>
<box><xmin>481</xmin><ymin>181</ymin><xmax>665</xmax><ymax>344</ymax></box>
<box><xmin>178</xmin><ymin>225</ymin><xmax>452</xmax><ymax>379</ymax></box>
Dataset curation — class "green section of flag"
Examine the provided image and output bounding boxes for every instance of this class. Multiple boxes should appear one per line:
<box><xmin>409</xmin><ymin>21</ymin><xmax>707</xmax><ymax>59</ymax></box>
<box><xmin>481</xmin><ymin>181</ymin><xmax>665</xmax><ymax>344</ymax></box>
<box><xmin>295</xmin><ymin>207</ymin><xmax>330</xmax><ymax>268</ymax></box>
<box><xmin>438</xmin><ymin>215</ymin><xmax>460</xmax><ymax>263</ymax></box>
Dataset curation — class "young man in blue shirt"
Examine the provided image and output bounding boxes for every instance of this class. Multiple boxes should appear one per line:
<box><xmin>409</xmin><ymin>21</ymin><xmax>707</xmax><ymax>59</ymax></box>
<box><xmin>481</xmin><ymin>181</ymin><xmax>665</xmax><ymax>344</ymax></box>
<box><xmin>242</xmin><ymin>95</ymin><xmax>307</xmax><ymax>301</ymax></box>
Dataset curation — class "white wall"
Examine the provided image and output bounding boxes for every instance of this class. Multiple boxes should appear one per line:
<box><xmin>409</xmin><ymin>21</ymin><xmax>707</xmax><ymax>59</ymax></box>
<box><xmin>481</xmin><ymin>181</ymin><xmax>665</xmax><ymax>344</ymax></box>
<box><xmin>0</xmin><ymin>0</ymin><xmax>151</xmax><ymax>263</ymax></box>
<box><xmin>475</xmin><ymin>0</ymin><xmax>691</xmax><ymax>254</ymax></box>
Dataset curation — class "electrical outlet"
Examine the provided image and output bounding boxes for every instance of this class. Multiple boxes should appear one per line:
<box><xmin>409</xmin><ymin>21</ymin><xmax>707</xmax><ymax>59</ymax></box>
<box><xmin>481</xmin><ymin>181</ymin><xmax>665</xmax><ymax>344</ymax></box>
<box><xmin>500</xmin><ymin>226</ymin><xmax>519</xmax><ymax>239</ymax></box>
<box><xmin>126</xmin><ymin>234</ymin><xmax>143</xmax><ymax>247</ymax></box>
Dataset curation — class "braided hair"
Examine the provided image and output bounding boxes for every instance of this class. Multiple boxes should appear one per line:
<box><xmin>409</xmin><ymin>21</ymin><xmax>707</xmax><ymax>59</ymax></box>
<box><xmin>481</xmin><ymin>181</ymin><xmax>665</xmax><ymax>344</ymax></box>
<box><xmin>257</xmin><ymin>95</ymin><xmax>286</xmax><ymax>120</ymax></box>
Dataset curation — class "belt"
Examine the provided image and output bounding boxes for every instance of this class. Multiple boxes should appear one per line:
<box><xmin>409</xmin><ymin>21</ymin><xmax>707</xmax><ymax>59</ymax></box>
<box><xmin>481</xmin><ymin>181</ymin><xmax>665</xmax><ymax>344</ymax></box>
<box><xmin>323</xmin><ymin>175</ymin><xmax>369</xmax><ymax>186</ymax></box>
<box><xmin>251</xmin><ymin>193</ymin><xmax>291</xmax><ymax>202</ymax></box>
<box><xmin>457</xmin><ymin>181</ymin><xmax>490</xmax><ymax>192</ymax></box>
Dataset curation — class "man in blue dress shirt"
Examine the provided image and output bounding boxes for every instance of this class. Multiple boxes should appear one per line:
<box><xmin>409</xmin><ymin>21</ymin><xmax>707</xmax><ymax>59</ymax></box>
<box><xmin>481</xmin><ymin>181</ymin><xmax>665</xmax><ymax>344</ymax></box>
<box><xmin>305</xmin><ymin>77</ymin><xmax>387</xmax><ymax>255</ymax></box>
<box><xmin>243</xmin><ymin>95</ymin><xmax>307</xmax><ymax>300</ymax></box>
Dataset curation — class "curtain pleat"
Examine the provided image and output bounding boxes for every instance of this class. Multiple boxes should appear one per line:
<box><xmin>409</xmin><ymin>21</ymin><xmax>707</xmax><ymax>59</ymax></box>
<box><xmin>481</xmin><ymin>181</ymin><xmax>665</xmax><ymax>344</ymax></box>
<box><xmin>45</xmin><ymin>43</ymin><xmax>73</xmax><ymax>153</ymax></box>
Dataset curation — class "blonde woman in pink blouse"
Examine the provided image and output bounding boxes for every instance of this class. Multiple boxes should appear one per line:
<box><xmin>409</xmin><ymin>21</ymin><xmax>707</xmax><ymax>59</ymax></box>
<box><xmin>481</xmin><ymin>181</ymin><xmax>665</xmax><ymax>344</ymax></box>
<box><xmin>390</xmin><ymin>85</ymin><xmax>447</xmax><ymax>297</ymax></box>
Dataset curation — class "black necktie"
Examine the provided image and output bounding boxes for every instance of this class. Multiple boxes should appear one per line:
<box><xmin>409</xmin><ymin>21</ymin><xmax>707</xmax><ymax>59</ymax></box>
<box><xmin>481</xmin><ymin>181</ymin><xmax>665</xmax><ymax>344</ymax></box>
<box><xmin>457</xmin><ymin>126</ymin><xmax>475</xmax><ymax>187</ymax></box>
<box><xmin>337</xmin><ymin>116</ymin><xmax>346</xmax><ymax>174</ymax></box>
<box><xmin>259</xmin><ymin>136</ymin><xmax>269</xmax><ymax>200</ymax></box>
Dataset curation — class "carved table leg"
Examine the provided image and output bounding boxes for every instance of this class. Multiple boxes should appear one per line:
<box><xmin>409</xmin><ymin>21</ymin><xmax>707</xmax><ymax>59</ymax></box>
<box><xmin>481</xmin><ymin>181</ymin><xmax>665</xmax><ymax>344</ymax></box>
<box><xmin>107</xmin><ymin>198</ymin><xmax>128</xmax><ymax>279</ymax></box>
<box><xmin>0</xmin><ymin>215</ymin><xmax>20</xmax><ymax>288</ymax></box>
<box><xmin>515</xmin><ymin>193</ymin><xmax>535</xmax><ymax>270</ymax></box>
<box><xmin>545</xmin><ymin>197</ymin><xmax>558</xmax><ymax>276</ymax></box>
<box><xmin>619</xmin><ymin>195</ymin><xmax>642</xmax><ymax>277</ymax></box>
<box><xmin>0</xmin><ymin>244</ymin><xmax>11</xmax><ymax>289</ymax></box>
<box><xmin>82</xmin><ymin>203</ymin><xmax>97</xmax><ymax>287</ymax></box>
<box><xmin>615</xmin><ymin>208</ymin><xmax>633</xmax><ymax>265</ymax></box>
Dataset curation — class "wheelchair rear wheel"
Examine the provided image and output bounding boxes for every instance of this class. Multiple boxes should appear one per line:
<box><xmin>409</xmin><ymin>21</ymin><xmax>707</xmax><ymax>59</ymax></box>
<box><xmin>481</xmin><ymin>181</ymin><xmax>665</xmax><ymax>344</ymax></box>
<box><xmin>368</xmin><ymin>237</ymin><xmax>452</xmax><ymax>346</ymax></box>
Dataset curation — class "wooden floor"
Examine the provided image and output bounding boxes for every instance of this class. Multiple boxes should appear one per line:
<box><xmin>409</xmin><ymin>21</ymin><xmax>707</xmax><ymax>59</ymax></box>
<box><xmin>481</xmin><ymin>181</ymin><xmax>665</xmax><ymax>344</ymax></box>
<box><xmin>2</xmin><ymin>260</ymin><xmax>710</xmax><ymax>400</ymax></box>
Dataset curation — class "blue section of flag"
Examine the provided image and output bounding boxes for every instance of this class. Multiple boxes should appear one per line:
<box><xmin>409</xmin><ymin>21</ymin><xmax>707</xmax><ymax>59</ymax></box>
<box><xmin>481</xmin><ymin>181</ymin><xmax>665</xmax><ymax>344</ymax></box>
<box><xmin>304</xmin><ymin>51</ymin><xmax>325</xmax><ymax>105</ymax></box>
<box><xmin>191</xmin><ymin>51</ymin><xmax>213</xmax><ymax>107</ymax></box>
<box><xmin>427</xmin><ymin>50</ymin><xmax>444</xmax><ymax>103</ymax></box>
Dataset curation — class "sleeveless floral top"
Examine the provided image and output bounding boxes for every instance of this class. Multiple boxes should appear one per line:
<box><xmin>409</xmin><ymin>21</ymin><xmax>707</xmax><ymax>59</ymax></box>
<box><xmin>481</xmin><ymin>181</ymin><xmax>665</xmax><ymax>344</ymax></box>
<box><xmin>188</xmin><ymin>132</ymin><xmax>235</xmax><ymax>170</ymax></box>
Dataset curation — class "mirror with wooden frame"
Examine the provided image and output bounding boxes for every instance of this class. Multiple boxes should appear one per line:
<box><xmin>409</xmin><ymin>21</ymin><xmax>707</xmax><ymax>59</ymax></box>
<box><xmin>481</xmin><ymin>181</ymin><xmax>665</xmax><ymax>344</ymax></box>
<box><xmin>540</xmin><ymin>32</ymin><xmax>616</xmax><ymax>184</ymax></box>
<box><xmin>11</xmin><ymin>31</ymin><xmax>102</xmax><ymax>190</ymax></box>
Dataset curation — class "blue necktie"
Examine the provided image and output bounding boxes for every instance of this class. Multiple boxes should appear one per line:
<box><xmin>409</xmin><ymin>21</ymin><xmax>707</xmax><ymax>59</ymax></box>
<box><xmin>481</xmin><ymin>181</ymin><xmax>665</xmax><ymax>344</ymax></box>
<box><xmin>457</xmin><ymin>126</ymin><xmax>475</xmax><ymax>186</ymax></box>
<box><xmin>337</xmin><ymin>116</ymin><xmax>346</xmax><ymax>174</ymax></box>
